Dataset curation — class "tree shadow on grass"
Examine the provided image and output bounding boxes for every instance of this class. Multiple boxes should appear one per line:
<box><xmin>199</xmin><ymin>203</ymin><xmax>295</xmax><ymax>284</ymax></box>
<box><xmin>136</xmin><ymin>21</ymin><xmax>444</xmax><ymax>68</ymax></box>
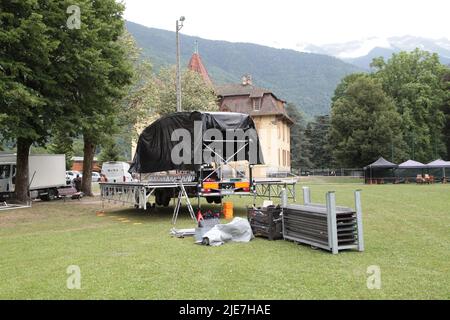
<box><xmin>104</xmin><ymin>201</ymin><xmax>249</xmax><ymax>223</ymax></box>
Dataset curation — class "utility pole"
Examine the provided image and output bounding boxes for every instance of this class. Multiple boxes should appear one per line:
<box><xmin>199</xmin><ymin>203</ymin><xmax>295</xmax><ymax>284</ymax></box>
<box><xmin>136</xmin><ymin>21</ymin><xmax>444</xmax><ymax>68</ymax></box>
<box><xmin>176</xmin><ymin>16</ymin><xmax>185</xmax><ymax>112</ymax></box>
<box><xmin>391</xmin><ymin>139</ymin><xmax>394</xmax><ymax>162</ymax></box>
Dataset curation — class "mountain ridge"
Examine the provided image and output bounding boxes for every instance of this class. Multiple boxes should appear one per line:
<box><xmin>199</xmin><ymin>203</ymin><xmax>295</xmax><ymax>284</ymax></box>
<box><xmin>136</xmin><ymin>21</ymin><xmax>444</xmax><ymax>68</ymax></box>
<box><xmin>126</xmin><ymin>21</ymin><xmax>362</xmax><ymax>117</ymax></box>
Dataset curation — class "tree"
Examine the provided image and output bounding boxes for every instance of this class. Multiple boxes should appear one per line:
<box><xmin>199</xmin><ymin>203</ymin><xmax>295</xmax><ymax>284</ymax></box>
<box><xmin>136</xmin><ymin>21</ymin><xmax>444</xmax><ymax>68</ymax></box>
<box><xmin>304</xmin><ymin>115</ymin><xmax>333</xmax><ymax>168</ymax></box>
<box><xmin>441</xmin><ymin>70</ymin><xmax>450</xmax><ymax>158</ymax></box>
<box><xmin>48</xmin><ymin>130</ymin><xmax>74</xmax><ymax>170</ymax></box>
<box><xmin>0</xmin><ymin>1</ymin><xmax>63</xmax><ymax>202</ymax></box>
<box><xmin>285</xmin><ymin>103</ymin><xmax>312</xmax><ymax>169</ymax></box>
<box><xmin>99</xmin><ymin>137</ymin><xmax>122</xmax><ymax>163</ymax></box>
<box><xmin>156</xmin><ymin>66</ymin><xmax>218</xmax><ymax>115</ymax></box>
<box><xmin>0</xmin><ymin>0</ymin><xmax>132</xmax><ymax>201</ymax></box>
<box><xmin>115</xmin><ymin>32</ymin><xmax>160</xmax><ymax>157</ymax></box>
<box><xmin>329</xmin><ymin>75</ymin><xmax>407</xmax><ymax>167</ymax></box>
<box><xmin>64</xmin><ymin>1</ymin><xmax>133</xmax><ymax>196</ymax></box>
<box><xmin>372</xmin><ymin>49</ymin><xmax>448</xmax><ymax>162</ymax></box>
<box><xmin>332</xmin><ymin>73</ymin><xmax>367</xmax><ymax>103</ymax></box>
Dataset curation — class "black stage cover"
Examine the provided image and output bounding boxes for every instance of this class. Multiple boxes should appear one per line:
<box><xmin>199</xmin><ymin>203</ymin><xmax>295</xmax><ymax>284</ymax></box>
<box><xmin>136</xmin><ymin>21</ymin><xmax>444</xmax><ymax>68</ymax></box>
<box><xmin>129</xmin><ymin>111</ymin><xmax>264</xmax><ymax>173</ymax></box>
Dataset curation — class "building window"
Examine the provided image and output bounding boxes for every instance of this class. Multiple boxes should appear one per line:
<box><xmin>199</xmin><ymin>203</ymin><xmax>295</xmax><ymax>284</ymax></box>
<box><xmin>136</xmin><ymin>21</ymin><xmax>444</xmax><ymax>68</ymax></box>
<box><xmin>253</xmin><ymin>98</ymin><xmax>260</xmax><ymax>111</ymax></box>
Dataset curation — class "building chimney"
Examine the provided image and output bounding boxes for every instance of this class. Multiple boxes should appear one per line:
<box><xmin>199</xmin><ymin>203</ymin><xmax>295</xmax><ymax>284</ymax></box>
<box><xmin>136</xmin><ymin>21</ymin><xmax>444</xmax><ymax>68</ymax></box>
<box><xmin>241</xmin><ymin>74</ymin><xmax>252</xmax><ymax>86</ymax></box>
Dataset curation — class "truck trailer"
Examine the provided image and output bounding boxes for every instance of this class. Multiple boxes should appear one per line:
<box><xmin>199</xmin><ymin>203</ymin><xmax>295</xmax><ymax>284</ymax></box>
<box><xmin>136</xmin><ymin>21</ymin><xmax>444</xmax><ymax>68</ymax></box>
<box><xmin>0</xmin><ymin>153</ymin><xmax>67</xmax><ymax>201</ymax></box>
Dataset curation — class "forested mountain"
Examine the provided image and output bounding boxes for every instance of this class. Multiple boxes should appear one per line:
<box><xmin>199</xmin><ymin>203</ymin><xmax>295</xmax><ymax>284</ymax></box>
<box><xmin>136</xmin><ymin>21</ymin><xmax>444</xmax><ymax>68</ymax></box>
<box><xmin>126</xmin><ymin>21</ymin><xmax>361</xmax><ymax>117</ymax></box>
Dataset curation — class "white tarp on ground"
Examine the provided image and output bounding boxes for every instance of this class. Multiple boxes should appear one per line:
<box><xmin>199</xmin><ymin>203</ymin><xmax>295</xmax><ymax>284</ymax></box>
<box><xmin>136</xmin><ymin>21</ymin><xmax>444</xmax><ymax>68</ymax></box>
<box><xmin>201</xmin><ymin>217</ymin><xmax>254</xmax><ymax>246</ymax></box>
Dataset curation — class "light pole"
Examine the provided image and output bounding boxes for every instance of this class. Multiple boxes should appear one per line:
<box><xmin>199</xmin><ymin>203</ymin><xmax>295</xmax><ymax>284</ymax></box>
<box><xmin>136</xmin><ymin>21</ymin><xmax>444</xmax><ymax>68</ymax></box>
<box><xmin>176</xmin><ymin>16</ymin><xmax>185</xmax><ymax>112</ymax></box>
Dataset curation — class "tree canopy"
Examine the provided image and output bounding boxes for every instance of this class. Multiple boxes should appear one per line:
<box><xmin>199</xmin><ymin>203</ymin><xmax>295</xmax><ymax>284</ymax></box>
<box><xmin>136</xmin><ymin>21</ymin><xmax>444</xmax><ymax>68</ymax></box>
<box><xmin>0</xmin><ymin>0</ymin><xmax>132</xmax><ymax>200</ymax></box>
<box><xmin>330</xmin><ymin>49</ymin><xmax>450</xmax><ymax>167</ymax></box>
<box><xmin>286</xmin><ymin>103</ymin><xmax>312</xmax><ymax>169</ymax></box>
<box><xmin>371</xmin><ymin>49</ymin><xmax>448</xmax><ymax>162</ymax></box>
<box><xmin>330</xmin><ymin>75</ymin><xmax>406</xmax><ymax>167</ymax></box>
<box><xmin>156</xmin><ymin>66</ymin><xmax>218</xmax><ymax>116</ymax></box>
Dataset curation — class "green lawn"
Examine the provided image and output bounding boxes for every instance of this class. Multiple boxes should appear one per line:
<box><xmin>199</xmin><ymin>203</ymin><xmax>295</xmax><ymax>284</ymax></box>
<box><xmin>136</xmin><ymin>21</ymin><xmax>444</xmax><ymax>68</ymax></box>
<box><xmin>0</xmin><ymin>181</ymin><xmax>449</xmax><ymax>299</ymax></box>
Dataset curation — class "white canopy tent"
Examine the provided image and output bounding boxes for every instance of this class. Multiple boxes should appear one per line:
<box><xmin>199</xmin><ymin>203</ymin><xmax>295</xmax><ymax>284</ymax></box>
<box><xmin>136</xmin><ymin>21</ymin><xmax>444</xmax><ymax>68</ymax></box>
<box><xmin>427</xmin><ymin>159</ymin><xmax>450</xmax><ymax>180</ymax></box>
<box><xmin>398</xmin><ymin>160</ymin><xmax>427</xmax><ymax>169</ymax></box>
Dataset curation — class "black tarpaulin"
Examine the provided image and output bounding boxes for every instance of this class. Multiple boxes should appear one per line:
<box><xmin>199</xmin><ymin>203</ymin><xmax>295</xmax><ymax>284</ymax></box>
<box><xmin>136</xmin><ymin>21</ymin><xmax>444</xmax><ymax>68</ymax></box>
<box><xmin>129</xmin><ymin>111</ymin><xmax>264</xmax><ymax>173</ymax></box>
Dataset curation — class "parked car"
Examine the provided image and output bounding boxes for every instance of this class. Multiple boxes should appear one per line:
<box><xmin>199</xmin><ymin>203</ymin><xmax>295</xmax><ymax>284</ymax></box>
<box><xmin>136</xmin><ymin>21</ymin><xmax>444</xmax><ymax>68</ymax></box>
<box><xmin>66</xmin><ymin>170</ymin><xmax>82</xmax><ymax>185</ymax></box>
<box><xmin>91</xmin><ymin>172</ymin><xmax>101</xmax><ymax>182</ymax></box>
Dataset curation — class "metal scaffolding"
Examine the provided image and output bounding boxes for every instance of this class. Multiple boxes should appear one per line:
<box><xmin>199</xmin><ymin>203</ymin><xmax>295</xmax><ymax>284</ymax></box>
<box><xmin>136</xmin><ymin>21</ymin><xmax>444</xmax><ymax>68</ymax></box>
<box><xmin>252</xmin><ymin>178</ymin><xmax>296</xmax><ymax>202</ymax></box>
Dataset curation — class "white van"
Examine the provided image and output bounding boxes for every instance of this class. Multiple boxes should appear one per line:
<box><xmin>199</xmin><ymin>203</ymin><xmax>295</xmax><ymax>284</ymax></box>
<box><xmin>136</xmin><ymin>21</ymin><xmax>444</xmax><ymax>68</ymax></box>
<box><xmin>101</xmin><ymin>161</ymin><xmax>133</xmax><ymax>183</ymax></box>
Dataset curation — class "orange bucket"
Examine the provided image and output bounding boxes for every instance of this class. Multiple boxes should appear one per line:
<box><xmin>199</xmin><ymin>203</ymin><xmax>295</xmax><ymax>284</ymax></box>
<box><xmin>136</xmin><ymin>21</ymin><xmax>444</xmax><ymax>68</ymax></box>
<box><xmin>223</xmin><ymin>202</ymin><xmax>234</xmax><ymax>220</ymax></box>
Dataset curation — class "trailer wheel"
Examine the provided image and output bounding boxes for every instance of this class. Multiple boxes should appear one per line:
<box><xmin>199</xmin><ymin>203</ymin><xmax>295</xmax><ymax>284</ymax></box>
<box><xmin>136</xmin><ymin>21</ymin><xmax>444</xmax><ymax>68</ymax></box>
<box><xmin>206</xmin><ymin>197</ymin><xmax>214</xmax><ymax>204</ymax></box>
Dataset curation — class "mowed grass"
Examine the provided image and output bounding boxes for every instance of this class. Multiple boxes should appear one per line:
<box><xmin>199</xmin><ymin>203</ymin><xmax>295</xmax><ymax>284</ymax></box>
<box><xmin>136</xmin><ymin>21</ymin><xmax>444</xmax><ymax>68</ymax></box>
<box><xmin>0</xmin><ymin>181</ymin><xmax>449</xmax><ymax>299</ymax></box>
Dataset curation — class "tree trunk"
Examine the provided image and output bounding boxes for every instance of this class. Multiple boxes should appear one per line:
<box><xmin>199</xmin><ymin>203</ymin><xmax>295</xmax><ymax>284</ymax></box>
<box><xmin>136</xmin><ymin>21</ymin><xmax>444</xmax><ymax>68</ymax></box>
<box><xmin>82</xmin><ymin>135</ymin><xmax>95</xmax><ymax>197</ymax></box>
<box><xmin>15</xmin><ymin>138</ymin><xmax>32</xmax><ymax>203</ymax></box>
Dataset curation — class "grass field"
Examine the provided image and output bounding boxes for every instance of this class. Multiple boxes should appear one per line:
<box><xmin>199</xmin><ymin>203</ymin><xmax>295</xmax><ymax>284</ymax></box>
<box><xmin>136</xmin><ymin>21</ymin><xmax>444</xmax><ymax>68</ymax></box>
<box><xmin>0</xmin><ymin>180</ymin><xmax>449</xmax><ymax>299</ymax></box>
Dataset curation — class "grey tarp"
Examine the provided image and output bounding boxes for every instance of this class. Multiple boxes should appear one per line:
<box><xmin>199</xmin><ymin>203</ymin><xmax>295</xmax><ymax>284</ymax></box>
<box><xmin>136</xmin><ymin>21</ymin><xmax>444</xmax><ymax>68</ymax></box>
<box><xmin>201</xmin><ymin>217</ymin><xmax>254</xmax><ymax>246</ymax></box>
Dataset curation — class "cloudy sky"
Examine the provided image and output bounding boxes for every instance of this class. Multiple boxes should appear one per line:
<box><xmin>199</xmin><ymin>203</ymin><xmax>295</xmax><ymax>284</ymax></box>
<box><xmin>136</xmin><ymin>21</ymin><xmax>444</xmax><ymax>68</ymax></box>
<box><xmin>123</xmin><ymin>0</ymin><xmax>449</xmax><ymax>49</ymax></box>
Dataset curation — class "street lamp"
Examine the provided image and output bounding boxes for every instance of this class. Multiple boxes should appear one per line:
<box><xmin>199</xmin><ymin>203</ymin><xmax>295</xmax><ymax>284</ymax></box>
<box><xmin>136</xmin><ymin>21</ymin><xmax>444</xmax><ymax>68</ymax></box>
<box><xmin>176</xmin><ymin>16</ymin><xmax>185</xmax><ymax>112</ymax></box>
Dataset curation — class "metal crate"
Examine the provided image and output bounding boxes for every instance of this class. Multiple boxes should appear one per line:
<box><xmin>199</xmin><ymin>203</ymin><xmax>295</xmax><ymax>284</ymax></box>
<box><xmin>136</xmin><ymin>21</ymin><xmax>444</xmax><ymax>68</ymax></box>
<box><xmin>247</xmin><ymin>205</ymin><xmax>283</xmax><ymax>240</ymax></box>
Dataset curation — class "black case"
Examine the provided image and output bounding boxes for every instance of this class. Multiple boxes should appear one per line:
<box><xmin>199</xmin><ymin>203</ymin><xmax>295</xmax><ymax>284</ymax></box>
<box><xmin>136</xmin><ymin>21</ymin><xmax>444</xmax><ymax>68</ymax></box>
<box><xmin>247</xmin><ymin>205</ymin><xmax>283</xmax><ymax>240</ymax></box>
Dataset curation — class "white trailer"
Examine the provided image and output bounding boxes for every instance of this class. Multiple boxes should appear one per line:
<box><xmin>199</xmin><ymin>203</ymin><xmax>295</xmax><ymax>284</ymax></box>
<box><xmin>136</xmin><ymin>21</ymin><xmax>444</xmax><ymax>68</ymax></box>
<box><xmin>0</xmin><ymin>154</ymin><xmax>66</xmax><ymax>201</ymax></box>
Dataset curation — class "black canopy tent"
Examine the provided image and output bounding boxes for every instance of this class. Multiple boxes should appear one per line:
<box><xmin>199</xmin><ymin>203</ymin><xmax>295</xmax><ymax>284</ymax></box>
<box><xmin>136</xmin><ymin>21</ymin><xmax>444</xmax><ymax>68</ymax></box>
<box><xmin>363</xmin><ymin>157</ymin><xmax>397</xmax><ymax>183</ymax></box>
<box><xmin>129</xmin><ymin>111</ymin><xmax>264</xmax><ymax>174</ymax></box>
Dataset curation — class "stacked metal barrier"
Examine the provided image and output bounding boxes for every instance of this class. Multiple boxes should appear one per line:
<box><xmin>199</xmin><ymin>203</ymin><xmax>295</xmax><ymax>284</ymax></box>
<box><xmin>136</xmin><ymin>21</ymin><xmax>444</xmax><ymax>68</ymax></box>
<box><xmin>282</xmin><ymin>188</ymin><xmax>364</xmax><ymax>254</ymax></box>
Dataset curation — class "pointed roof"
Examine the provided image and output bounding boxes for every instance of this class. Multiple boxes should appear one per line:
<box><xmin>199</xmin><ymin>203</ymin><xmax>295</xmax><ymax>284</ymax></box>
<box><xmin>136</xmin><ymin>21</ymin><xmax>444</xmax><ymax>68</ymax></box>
<box><xmin>187</xmin><ymin>52</ymin><xmax>213</xmax><ymax>87</ymax></box>
<box><xmin>398</xmin><ymin>160</ymin><xmax>426</xmax><ymax>168</ymax></box>
<box><xmin>364</xmin><ymin>157</ymin><xmax>397</xmax><ymax>169</ymax></box>
<box><xmin>427</xmin><ymin>159</ymin><xmax>450</xmax><ymax>167</ymax></box>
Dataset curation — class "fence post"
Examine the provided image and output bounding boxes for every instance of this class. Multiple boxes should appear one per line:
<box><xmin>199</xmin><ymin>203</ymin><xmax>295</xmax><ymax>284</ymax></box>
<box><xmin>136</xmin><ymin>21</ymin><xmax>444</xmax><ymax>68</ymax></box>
<box><xmin>326</xmin><ymin>191</ymin><xmax>338</xmax><ymax>254</ymax></box>
<box><xmin>302</xmin><ymin>186</ymin><xmax>311</xmax><ymax>205</ymax></box>
<box><xmin>355</xmin><ymin>189</ymin><xmax>364</xmax><ymax>252</ymax></box>
<box><xmin>281</xmin><ymin>188</ymin><xmax>287</xmax><ymax>207</ymax></box>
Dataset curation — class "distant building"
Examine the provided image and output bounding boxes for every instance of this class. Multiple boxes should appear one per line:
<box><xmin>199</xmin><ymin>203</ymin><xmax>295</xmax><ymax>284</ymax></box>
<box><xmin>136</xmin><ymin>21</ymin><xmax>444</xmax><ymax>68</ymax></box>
<box><xmin>187</xmin><ymin>49</ymin><xmax>213</xmax><ymax>87</ymax></box>
<box><xmin>215</xmin><ymin>75</ymin><xmax>293</xmax><ymax>175</ymax></box>
<box><xmin>71</xmin><ymin>156</ymin><xmax>100</xmax><ymax>172</ymax></box>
